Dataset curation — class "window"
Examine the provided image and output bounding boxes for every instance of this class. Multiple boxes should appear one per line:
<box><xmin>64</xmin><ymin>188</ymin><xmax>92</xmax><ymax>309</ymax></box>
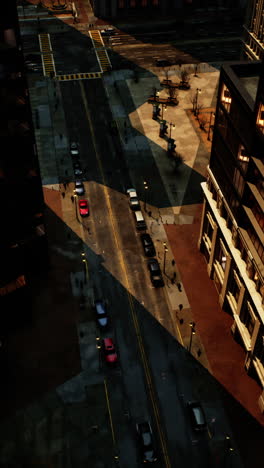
<box><xmin>233</xmin><ymin>168</ymin><xmax>245</xmax><ymax>196</ymax></box>
<box><xmin>240</xmin><ymin>301</ymin><xmax>256</xmax><ymax>336</ymax></box>
<box><xmin>257</xmin><ymin>103</ymin><xmax>264</xmax><ymax>134</ymax></box>
<box><xmin>248</xmin><ymin>227</ymin><xmax>264</xmax><ymax>262</ymax></box>
<box><xmin>217</xmin><ymin>107</ymin><xmax>227</xmax><ymax>138</ymax></box>
<box><xmin>221</xmin><ymin>84</ymin><xmax>232</xmax><ymax>113</ymax></box>
<box><xmin>237</xmin><ymin>144</ymin><xmax>249</xmax><ymax>173</ymax></box>
<box><xmin>251</xmin><ymin>202</ymin><xmax>264</xmax><ymax>232</ymax></box>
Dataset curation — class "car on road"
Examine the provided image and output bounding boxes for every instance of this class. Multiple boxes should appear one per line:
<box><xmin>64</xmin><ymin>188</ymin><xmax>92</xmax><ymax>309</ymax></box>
<box><xmin>147</xmin><ymin>258</ymin><xmax>164</xmax><ymax>287</ymax></box>
<box><xmin>75</xmin><ymin>180</ymin><xmax>85</xmax><ymax>196</ymax></box>
<box><xmin>141</xmin><ymin>233</ymin><xmax>156</xmax><ymax>257</ymax></box>
<box><xmin>78</xmin><ymin>199</ymin><xmax>89</xmax><ymax>217</ymax></box>
<box><xmin>70</xmin><ymin>142</ymin><xmax>79</xmax><ymax>157</ymax></box>
<box><xmin>187</xmin><ymin>401</ymin><xmax>207</xmax><ymax>431</ymax></box>
<box><xmin>102</xmin><ymin>338</ymin><xmax>118</xmax><ymax>365</ymax></box>
<box><xmin>101</xmin><ymin>28</ymin><xmax>116</xmax><ymax>36</ymax></box>
<box><xmin>155</xmin><ymin>59</ymin><xmax>172</xmax><ymax>67</ymax></box>
<box><xmin>73</xmin><ymin>161</ymin><xmax>83</xmax><ymax>176</ymax></box>
<box><xmin>136</xmin><ymin>421</ymin><xmax>157</xmax><ymax>463</ymax></box>
<box><xmin>127</xmin><ymin>188</ymin><xmax>140</xmax><ymax>210</ymax></box>
<box><xmin>95</xmin><ymin>300</ymin><xmax>109</xmax><ymax>328</ymax></box>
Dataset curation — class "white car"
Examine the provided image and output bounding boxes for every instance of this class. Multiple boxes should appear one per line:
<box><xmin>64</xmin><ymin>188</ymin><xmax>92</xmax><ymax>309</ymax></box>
<box><xmin>70</xmin><ymin>142</ymin><xmax>79</xmax><ymax>157</ymax></box>
<box><xmin>75</xmin><ymin>180</ymin><xmax>85</xmax><ymax>196</ymax></box>
<box><xmin>127</xmin><ymin>188</ymin><xmax>140</xmax><ymax>210</ymax></box>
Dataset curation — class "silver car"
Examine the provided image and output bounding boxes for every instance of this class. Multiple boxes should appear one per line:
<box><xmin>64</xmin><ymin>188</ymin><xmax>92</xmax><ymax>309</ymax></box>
<box><xmin>75</xmin><ymin>180</ymin><xmax>85</xmax><ymax>196</ymax></box>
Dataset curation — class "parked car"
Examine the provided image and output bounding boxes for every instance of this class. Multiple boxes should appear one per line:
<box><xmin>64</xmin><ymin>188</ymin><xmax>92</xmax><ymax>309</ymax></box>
<box><xmin>147</xmin><ymin>258</ymin><xmax>164</xmax><ymax>287</ymax></box>
<box><xmin>70</xmin><ymin>142</ymin><xmax>79</xmax><ymax>157</ymax></box>
<box><xmin>136</xmin><ymin>421</ymin><xmax>157</xmax><ymax>463</ymax></box>
<box><xmin>188</xmin><ymin>401</ymin><xmax>207</xmax><ymax>431</ymax></box>
<box><xmin>73</xmin><ymin>161</ymin><xmax>83</xmax><ymax>176</ymax></box>
<box><xmin>140</xmin><ymin>233</ymin><xmax>156</xmax><ymax>257</ymax></box>
<box><xmin>78</xmin><ymin>199</ymin><xmax>89</xmax><ymax>217</ymax></box>
<box><xmin>95</xmin><ymin>300</ymin><xmax>109</xmax><ymax>328</ymax></box>
<box><xmin>127</xmin><ymin>188</ymin><xmax>140</xmax><ymax>210</ymax></box>
<box><xmin>134</xmin><ymin>210</ymin><xmax>147</xmax><ymax>231</ymax></box>
<box><xmin>102</xmin><ymin>338</ymin><xmax>118</xmax><ymax>364</ymax></box>
<box><xmin>155</xmin><ymin>59</ymin><xmax>172</xmax><ymax>67</ymax></box>
<box><xmin>75</xmin><ymin>180</ymin><xmax>85</xmax><ymax>196</ymax></box>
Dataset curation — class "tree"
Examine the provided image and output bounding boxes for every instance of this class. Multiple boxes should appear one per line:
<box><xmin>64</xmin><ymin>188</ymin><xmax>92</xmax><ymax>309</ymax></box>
<box><xmin>180</xmin><ymin>70</ymin><xmax>190</xmax><ymax>83</ymax></box>
<box><xmin>171</xmin><ymin>151</ymin><xmax>185</xmax><ymax>171</ymax></box>
<box><xmin>196</xmin><ymin>103</ymin><xmax>203</xmax><ymax>118</ymax></box>
<box><xmin>199</xmin><ymin>115</ymin><xmax>207</xmax><ymax>131</ymax></box>
<box><xmin>189</xmin><ymin>92</ymin><xmax>197</xmax><ymax>113</ymax></box>
<box><xmin>166</xmin><ymin>86</ymin><xmax>179</xmax><ymax>103</ymax></box>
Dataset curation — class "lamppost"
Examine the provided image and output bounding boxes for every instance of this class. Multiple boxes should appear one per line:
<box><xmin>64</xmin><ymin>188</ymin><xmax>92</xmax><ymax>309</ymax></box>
<box><xmin>81</xmin><ymin>252</ymin><xmax>88</xmax><ymax>283</ymax></box>
<box><xmin>143</xmin><ymin>180</ymin><xmax>148</xmax><ymax>211</ymax></box>
<box><xmin>161</xmin><ymin>103</ymin><xmax>167</xmax><ymax>120</ymax></box>
<box><xmin>163</xmin><ymin>242</ymin><xmax>168</xmax><ymax>274</ymax></box>
<box><xmin>194</xmin><ymin>88</ymin><xmax>201</xmax><ymax>116</ymax></box>
<box><xmin>207</xmin><ymin>111</ymin><xmax>215</xmax><ymax>141</ymax></box>
<box><xmin>188</xmin><ymin>321</ymin><xmax>196</xmax><ymax>352</ymax></box>
<box><xmin>169</xmin><ymin>122</ymin><xmax>175</xmax><ymax>139</ymax></box>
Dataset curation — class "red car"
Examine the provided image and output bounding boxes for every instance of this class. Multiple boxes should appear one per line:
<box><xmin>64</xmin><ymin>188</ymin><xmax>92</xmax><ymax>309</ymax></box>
<box><xmin>78</xmin><ymin>199</ymin><xmax>89</xmax><ymax>217</ymax></box>
<box><xmin>102</xmin><ymin>338</ymin><xmax>118</xmax><ymax>364</ymax></box>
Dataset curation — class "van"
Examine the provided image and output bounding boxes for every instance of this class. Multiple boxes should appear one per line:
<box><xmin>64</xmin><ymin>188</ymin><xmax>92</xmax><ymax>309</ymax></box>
<box><xmin>134</xmin><ymin>211</ymin><xmax>147</xmax><ymax>231</ymax></box>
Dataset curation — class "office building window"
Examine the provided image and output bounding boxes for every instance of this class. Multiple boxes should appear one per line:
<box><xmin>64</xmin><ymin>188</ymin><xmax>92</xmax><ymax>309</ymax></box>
<box><xmin>248</xmin><ymin>227</ymin><xmax>264</xmax><ymax>262</ymax></box>
<box><xmin>253</xmin><ymin>167</ymin><xmax>264</xmax><ymax>200</ymax></box>
<box><xmin>237</xmin><ymin>144</ymin><xmax>249</xmax><ymax>173</ymax></box>
<box><xmin>251</xmin><ymin>202</ymin><xmax>264</xmax><ymax>232</ymax></box>
<box><xmin>257</xmin><ymin>103</ymin><xmax>264</xmax><ymax>134</ymax></box>
<box><xmin>221</xmin><ymin>84</ymin><xmax>232</xmax><ymax>113</ymax></box>
<box><xmin>233</xmin><ymin>168</ymin><xmax>245</xmax><ymax>197</ymax></box>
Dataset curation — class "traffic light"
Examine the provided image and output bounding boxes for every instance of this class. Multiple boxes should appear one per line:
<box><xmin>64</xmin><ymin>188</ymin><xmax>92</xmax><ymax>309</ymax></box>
<box><xmin>159</xmin><ymin>121</ymin><xmax>168</xmax><ymax>137</ymax></box>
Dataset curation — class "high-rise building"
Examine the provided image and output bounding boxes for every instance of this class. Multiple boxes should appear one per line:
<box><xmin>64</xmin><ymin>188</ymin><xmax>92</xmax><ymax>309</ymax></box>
<box><xmin>242</xmin><ymin>0</ymin><xmax>264</xmax><ymax>60</ymax></box>
<box><xmin>198</xmin><ymin>59</ymin><xmax>264</xmax><ymax>413</ymax></box>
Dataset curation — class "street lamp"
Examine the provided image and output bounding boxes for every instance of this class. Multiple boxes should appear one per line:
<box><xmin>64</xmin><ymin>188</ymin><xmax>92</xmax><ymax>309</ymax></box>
<box><xmin>188</xmin><ymin>321</ymin><xmax>196</xmax><ymax>352</ymax></box>
<box><xmin>207</xmin><ymin>111</ymin><xmax>215</xmax><ymax>141</ymax></box>
<box><xmin>163</xmin><ymin>242</ymin><xmax>168</xmax><ymax>274</ymax></box>
<box><xmin>161</xmin><ymin>103</ymin><xmax>167</xmax><ymax>120</ymax></box>
<box><xmin>169</xmin><ymin>122</ymin><xmax>175</xmax><ymax>139</ymax></box>
<box><xmin>194</xmin><ymin>88</ymin><xmax>201</xmax><ymax>116</ymax></box>
<box><xmin>143</xmin><ymin>181</ymin><xmax>148</xmax><ymax>211</ymax></box>
<box><xmin>81</xmin><ymin>252</ymin><xmax>88</xmax><ymax>283</ymax></box>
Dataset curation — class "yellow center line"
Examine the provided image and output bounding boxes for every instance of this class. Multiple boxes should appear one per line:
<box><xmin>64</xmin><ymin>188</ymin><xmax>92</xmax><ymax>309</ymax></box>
<box><xmin>80</xmin><ymin>81</ymin><xmax>171</xmax><ymax>468</ymax></box>
<box><xmin>104</xmin><ymin>379</ymin><xmax>116</xmax><ymax>445</ymax></box>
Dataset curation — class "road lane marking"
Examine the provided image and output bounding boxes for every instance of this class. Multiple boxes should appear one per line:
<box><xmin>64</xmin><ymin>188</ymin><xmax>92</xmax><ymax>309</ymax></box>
<box><xmin>104</xmin><ymin>379</ymin><xmax>116</xmax><ymax>446</ymax></box>
<box><xmin>80</xmin><ymin>81</ymin><xmax>171</xmax><ymax>468</ymax></box>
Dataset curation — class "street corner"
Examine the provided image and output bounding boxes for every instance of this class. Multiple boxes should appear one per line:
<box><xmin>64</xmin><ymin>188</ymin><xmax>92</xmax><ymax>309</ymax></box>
<box><xmin>43</xmin><ymin>184</ymin><xmax>66</xmax><ymax>220</ymax></box>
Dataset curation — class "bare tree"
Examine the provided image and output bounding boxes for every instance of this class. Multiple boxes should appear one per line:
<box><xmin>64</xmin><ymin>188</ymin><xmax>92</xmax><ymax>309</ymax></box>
<box><xmin>196</xmin><ymin>103</ymin><xmax>204</xmax><ymax>118</ymax></box>
<box><xmin>199</xmin><ymin>115</ymin><xmax>207</xmax><ymax>131</ymax></box>
<box><xmin>163</xmin><ymin>70</ymin><xmax>169</xmax><ymax>81</ymax></box>
<box><xmin>194</xmin><ymin>62</ymin><xmax>200</xmax><ymax>77</ymax></box>
<box><xmin>166</xmin><ymin>86</ymin><xmax>179</xmax><ymax>103</ymax></box>
<box><xmin>180</xmin><ymin>70</ymin><xmax>190</xmax><ymax>83</ymax></box>
<box><xmin>189</xmin><ymin>92</ymin><xmax>197</xmax><ymax>113</ymax></box>
<box><xmin>171</xmin><ymin>151</ymin><xmax>185</xmax><ymax>170</ymax></box>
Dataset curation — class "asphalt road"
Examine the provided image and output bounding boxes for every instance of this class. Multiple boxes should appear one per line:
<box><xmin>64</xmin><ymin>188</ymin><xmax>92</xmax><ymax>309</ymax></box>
<box><xmin>59</xmin><ymin>76</ymin><xmax>216</xmax><ymax>467</ymax></box>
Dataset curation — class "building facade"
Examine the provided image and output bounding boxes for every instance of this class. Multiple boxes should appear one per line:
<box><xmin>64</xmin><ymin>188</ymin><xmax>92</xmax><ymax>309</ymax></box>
<box><xmin>91</xmin><ymin>0</ymin><xmax>245</xmax><ymax>19</ymax></box>
<box><xmin>198</xmin><ymin>59</ymin><xmax>264</xmax><ymax>413</ymax></box>
<box><xmin>242</xmin><ymin>0</ymin><xmax>264</xmax><ymax>61</ymax></box>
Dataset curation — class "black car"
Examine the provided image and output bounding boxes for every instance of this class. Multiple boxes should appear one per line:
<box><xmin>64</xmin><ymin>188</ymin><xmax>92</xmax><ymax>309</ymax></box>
<box><xmin>73</xmin><ymin>161</ymin><xmax>83</xmax><ymax>176</ymax></box>
<box><xmin>155</xmin><ymin>59</ymin><xmax>172</xmax><ymax>67</ymax></box>
<box><xmin>141</xmin><ymin>233</ymin><xmax>156</xmax><ymax>257</ymax></box>
<box><xmin>94</xmin><ymin>300</ymin><xmax>109</xmax><ymax>328</ymax></box>
<box><xmin>136</xmin><ymin>422</ymin><xmax>157</xmax><ymax>463</ymax></box>
<box><xmin>188</xmin><ymin>401</ymin><xmax>207</xmax><ymax>431</ymax></box>
<box><xmin>147</xmin><ymin>258</ymin><xmax>164</xmax><ymax>287</ymax></box>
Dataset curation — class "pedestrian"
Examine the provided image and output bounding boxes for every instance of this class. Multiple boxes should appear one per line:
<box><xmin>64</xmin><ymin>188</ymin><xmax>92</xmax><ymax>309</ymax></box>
<box><xmin>173</xmin><ymin>272</ymin><xmax>177</xmax><ymax>280</ymax></box>
<box><xmin>71</xmin><ymin>195</ymin><xmax>74</xmax><ymax>203</ymax></box>
<box><xmin>62</xmin><ymin>192</ymin><xmax>65</xmax><ymax>198</ymax></box>
<box><xmin>172</xmin><ymin>259</ymin><xmax>175</xmax><ymax>266</ymax></box>
<box><xmin>179</xmin><ymin>303</ymin><xmax>183</xmax><ymax>311</ymax></box>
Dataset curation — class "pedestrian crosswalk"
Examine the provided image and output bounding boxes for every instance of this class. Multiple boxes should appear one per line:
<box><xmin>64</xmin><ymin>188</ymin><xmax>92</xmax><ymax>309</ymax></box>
<box><xmin>38</xmin><ymin>33</ymin><xmax>56</xmax><ymax>77</ymax></box>
<box><xmin>89</xmin><ymin>30</ymin><xmax>112</xmax><ymax>72</ymax></box>
<box><xmin>56</xmin><ymin>72</ymin><xmax>102</xmax><ymax>81</ymax></box>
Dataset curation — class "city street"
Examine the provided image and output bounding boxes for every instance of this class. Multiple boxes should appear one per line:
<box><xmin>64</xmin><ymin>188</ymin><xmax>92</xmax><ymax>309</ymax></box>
<box><xmin>0</xmin><ymin>3</ymin><xmax>261</xmax><ymax>467</ymax></box>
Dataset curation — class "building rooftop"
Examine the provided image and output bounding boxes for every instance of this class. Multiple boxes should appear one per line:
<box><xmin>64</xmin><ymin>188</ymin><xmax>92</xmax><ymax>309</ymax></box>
<box><xmin>239</xmin><ymin>75</ymin><xmax>260</xmax><ymax>102</ymax></box>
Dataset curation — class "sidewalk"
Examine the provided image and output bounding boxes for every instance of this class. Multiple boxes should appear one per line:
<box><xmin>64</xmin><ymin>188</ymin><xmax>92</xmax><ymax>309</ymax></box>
<box><xmin>102</xmin><ymin>65</ymin><xmax>264</xmax><ymax>433</ymax></box>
